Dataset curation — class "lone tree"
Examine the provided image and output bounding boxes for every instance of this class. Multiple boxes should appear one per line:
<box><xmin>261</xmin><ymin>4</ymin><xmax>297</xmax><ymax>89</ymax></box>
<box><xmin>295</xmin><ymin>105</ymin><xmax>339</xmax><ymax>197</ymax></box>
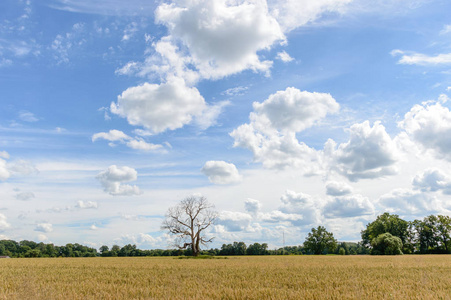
<box><xmin>161</xmin><ymin>196</ymin><xmax>217</xmax><ymax>256</ymax></box>
<box><xmin>303</xmin><ymin>226</ymin><xmax>337</xmax><ymax>255</ymax></box>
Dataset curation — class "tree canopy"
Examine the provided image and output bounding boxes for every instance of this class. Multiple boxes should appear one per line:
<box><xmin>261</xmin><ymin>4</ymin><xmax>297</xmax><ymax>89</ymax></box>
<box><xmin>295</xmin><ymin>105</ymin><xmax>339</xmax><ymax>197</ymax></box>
<box><xmin>303</xmin><ymin>226</ymin><xmax>337</xmax><ymax>255</ymax></box>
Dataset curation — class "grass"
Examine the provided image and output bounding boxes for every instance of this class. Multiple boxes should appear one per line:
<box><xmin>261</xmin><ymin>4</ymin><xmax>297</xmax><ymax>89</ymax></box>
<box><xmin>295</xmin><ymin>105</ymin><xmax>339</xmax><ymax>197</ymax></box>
<box><xmin>1</xmin><ymin>255</ymin><xmax>450</xmax><ymax>299</ymax></box>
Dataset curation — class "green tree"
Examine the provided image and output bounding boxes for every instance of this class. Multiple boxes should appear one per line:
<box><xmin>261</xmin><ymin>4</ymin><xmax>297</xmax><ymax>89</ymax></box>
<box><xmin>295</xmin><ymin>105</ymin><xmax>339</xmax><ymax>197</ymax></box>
<box><xmin>246</xmin><ymin>243</ymin><xmax>268</xmax><ymax>255</ymax></box>
<box><xmin>303</xmin><ymin>226</ymin><xmax>337</xmax><ymax>255</ymax></box>
<box><xmin>361</xmin><ymin>213</ymin><xmax>409</xmax><ymax>252</ymax></box>
<box><xmin>338</xmin><ymin>247</ymin><xmax>346</xmax><ymax>255</ymax></box>
<box><xmin>370</xmin><ymin>232</ymin><xmax>403</xmax><ymax>255</ymax></box>
<box><xmin>436</xmin><ymin>215</ymin><xmax>451</xmax><ymax>253</ymax></box>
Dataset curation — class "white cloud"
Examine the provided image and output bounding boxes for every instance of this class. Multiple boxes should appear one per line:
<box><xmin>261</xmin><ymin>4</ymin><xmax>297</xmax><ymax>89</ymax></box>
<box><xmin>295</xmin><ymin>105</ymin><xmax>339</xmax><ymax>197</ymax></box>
<box><xmin>325</xmin><ymin>181</ymin><xmax>353</xmax><ymax>196</ymax></box>
<box><xmin>35</xmin><ymin>223</ymin><xmax>53</xmax><ymax>233</ymax></box>
<box><xmin>328</xmin><ymin>121</ymin><xmax>398</xmax><ymax>181</ymax></box>
<box><xmin>278</xmin><ymin>190</ymin><xmax>321</xmax><ymax>225</ymax></box>
<box><xmin>217</xmin><ymin>211</ymin><xmax>253</xmax><ymax>232</ymax></box>
<box><xmin>18</xmin><ymin>110</ymin><xmax>39</xmax><ymax>122</ymax></box>
<box><xmin>244</xmin><ymin>198</ymin><xmax>262</xmax><ymax>215</ymax></box>
<box><xmin>92</xmin><ymin>129</ymin><xmax>163</xmax><ymax>152</ymax></box>
<box><xmin>92</xmin><ymin>129</ymin><xmax>130</xmax><ymax>143</ymax></box>
<box><xmin>155</xmin><ymin>0</ymin><xmax>284</xmax><ymax>80</ymax></box>
<box><xmin>111</xmin><ymin>78</ymin><xmax>207</xmax><ymax>133</ymax></box>
<box><xmin>0</xmin><ymin>151</ymin><xmax>9</xmax><ymax>159</ymax></box>
<box><xmin>126</xmin><ymin>139</ymin><xmax>164</xmax><ymax>151</ymax></box>
<box><xmin>392</xmin><ymin>50</ymin><xmax>451</xmax><ymax>66</ymax></box>
<box><xmin>90</xmin><ymin>224</ymin><xmax>98</xmax><ymax>230</ymax></box>
<box><xmin>195</xmin><ymin>101</ymin><xmax>230</xmax><ymax>130</ymax></box>
<box><xmin>440</xmin><ymin>24</ymin><xmax>451</xmax><ymax>35</ymax></box>
<box><xmin>37</xmin><ymin>234</ymin><xmax>48</xmax><ymax>242</ymax></box>
<box><xmin>378</xmin><ymin>188</ymin><xmax>445</xmax><ymax>215</ymax></box>
<box><xmin>276</xmin><ymin>50</ymin><xmax>294</xmax><ymax>62</ymax></box>
<box><xmin>0</xmin><ymin>158</ymin><xmax>10</xmax><ymax>181</ymax></box>
<box><xmin>222</xmin><ymin>86</ymin><xmax>248</xmax><ymax>97</ymax></box>
<box><xmin>399</xmin><ymin>99</ymin><xmax>451</xmax><ymax>161</ymax></box>
<box><xmin>201</xmin><ymin>161</ymin><xmax>242</xmax><ymax>185</ymax></box>
<box><xmin>7</xmin><ymin>159</ymin><xmax>39</xmax><ymax>176</ymax></box>
<box><xmin>268</xmin><ymin>0</ymin><xmax>351</xmax><ymax>32</ymax></box>
<box><xmin>75</xmin><ymin>200</ymin><xmax>98</xmax><ymax>209</ymax></box>
<box><xmin>96</xmin><ymin>165</ymin><xmax>141</xmax><ymax>196</ymax></box>
<box><xmin>412</xmin><ymin>169</ymin><xmax>451</xmax><ymax>195</ymax></box>
<box><xmin>323</xmin><ymin>194</ymin><xmax>374</xmax><ymax>218</ymax></box>
<box><xmin>230</xmin><ymin>87</ymin><xmax>339</xmax><ymax>171</ymax></box>
<box><xmin>15</xmin><ymin>192</ymin><xmax>35</xmax><ymax>201</ymax></box>
<box><xmin>115</xmin><ymin>233</ymin><xmax>159</xmax><ymax>247</ymax></box>
<box><xmin>122</xmin><ymin>22</ymin><xmax>139</xmax><ymax>41</ymax></box>
<box><xmin>0</xmin><ymin>214</ymin><xmax>10</xmax><ymax>232</ymax></box>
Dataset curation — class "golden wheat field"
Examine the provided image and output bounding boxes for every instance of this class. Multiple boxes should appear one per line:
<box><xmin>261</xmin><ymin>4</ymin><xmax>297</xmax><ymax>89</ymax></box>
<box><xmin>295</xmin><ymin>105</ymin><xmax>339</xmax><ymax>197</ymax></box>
<box><xmin>0</xmin><ymin>255</ymin><xmax>450</xmax><ymax>299</ymax></box>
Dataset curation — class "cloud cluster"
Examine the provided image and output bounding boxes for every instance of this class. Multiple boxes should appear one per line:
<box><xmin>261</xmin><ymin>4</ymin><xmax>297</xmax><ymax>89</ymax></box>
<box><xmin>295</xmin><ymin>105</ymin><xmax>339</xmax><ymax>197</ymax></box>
<box><xmin>328</xmin><ymin>121</ymin><xmax>398</xmax><ymax>181</ymax></box>
<box><xmin>230</xmin><ymin>87</ymin><xmax>339</xmax><ymax>171</ymax></box>
<box><xmin>201</xmin><ymin>161</ymin><xmax>242</xmax><ymax>185</ymax></box>
<box><xmin>75</xmin><ymin>200</ymin><xmax>98</xmax><ymax>209</ymax></box>
<box><xmin>96</xmin><ymin>165</ymin><xmax>141</xmax><ymax>196</ymax></box>
<box><xmin>399</xmin><ymin>98</ymin><xmax>451</xmax><ymax>161</ymax></box>
<box><xmin>413</xmin><ymin>169</ymin><xmax>451</xmax><ymax>195</ymax></box>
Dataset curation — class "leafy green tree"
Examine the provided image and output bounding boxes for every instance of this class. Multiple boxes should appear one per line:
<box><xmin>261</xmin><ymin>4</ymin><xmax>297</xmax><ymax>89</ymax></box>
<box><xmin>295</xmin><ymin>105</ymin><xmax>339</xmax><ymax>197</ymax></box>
<box><xmin>303</xmin><ymin>226</ymin><xmax>337</xmax><ymax>255</ymax></box>
<box><xmin>246</xmin><ymin>243</ymin><xmax>268</xmax><ymax>255</ymax></box>
<box><xmin>436</xmin><ymin>215</ymin><xmax>451</xmax><ymax>253</ymax></box>
<box><xmin>338</xmin><ymin>247</ymin><xmax>346</xmax><ymax>255</ymax></box>
<box><xmin>361</xmin><ymin>213</ymin><xmax>409</xmax><ymax>251</ymax></box>
<box><xmin>370</xmin><ymin>233</ymin><xmax>403</xmax><ymax>255</ymax></box>
<box><xmin>413</xmin><ymin>217</ymin><xmax>438</xmax><ymax>254</ymax></box>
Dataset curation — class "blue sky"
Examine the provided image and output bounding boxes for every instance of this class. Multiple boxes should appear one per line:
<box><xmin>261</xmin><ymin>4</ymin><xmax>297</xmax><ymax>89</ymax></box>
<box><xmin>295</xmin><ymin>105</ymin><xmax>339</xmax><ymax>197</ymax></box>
<box><xmin>1</xmin><ymin>0</ymin><xmax>451</xmax><ymax>250</ymax></box>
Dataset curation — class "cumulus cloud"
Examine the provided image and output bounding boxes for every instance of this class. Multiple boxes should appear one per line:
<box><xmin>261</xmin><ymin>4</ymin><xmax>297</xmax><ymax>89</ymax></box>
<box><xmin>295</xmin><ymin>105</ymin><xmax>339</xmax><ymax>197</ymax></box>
<box><xmin>399</xmin><ymin>98</ymin><xmax>451</xmax><ymax>160</ymax></box>
<box><xmin>155</xmin><ymin>0</ymin><xmax>284</xmax><ymax>80</ymax></box>
<box><xmin>96</xmin><ymin>165</ymin><xmax>141</xmax><ymax>196</ymax></box>
<box><xmin>328</xmin><ymin>121</ymin><xmax>398</xmax><ymax>181</ymax></box>
<box><xmin>244</xmin><ymin>198</ymin><xmax>262</xmax><ymax>215</ymax></box>
<box><xmin>230</xmin><ymin>87</ymin><xmax>339</xmax><ymax>171</ymax></box>
<box><xmin>323</xmin><ymin>194</ymin><xmax>374</xmax><ymax>218</ymax></box>
<box><xmin>111</xmin><ymin>78</ymin><xmax>207</xmax><ymax>133</ymax></box>
<box><xmin>0</xmin><ymin>157</ymin><xmax>10</xmax><ymax>181</ymax></box>
<box><xmin>0</xmin><ymin>214</ymin><xmax>10</xmax><ymax>231</ymax></box>
<box><xmin>92</xmin><ymin>129</ymin><xmax>163</xmax><ymax>152</ymax></box>
<box><xmin>201</xmin><ymin>161</ymin><xmax>242</xmax><ymax>185</ymax></box>
<box><xmin>412</xmin><ymin>169</ymin><xmax>451</xmax><ymax>195</ymax></box>
<box><xmin>217</xmin><ymin>211</ymin><xmax>253</xmax><ymax>232</ymax></box>
<box><xmin>35</xmin><ymin>223</ymin><xmax>53</xmax><ymax>233</ymax></box>
<box><xmin>379</xmin><ymin>188</ymin><xmax>445</xmax><ymax>215</ymax></box>
<box><xmin>75</xmin><ymin>200</ymin><xmax>98</xmax><ymax>209</ymax></box>
<box><xmin>278</xmin><ymin>190</ymin><xmax>321</xmax><ymax>225</ymax></box>
<box><xmin>325</xmin><ymin>181</ymin><xmax>353</xmax><ymax>196</ymax></box>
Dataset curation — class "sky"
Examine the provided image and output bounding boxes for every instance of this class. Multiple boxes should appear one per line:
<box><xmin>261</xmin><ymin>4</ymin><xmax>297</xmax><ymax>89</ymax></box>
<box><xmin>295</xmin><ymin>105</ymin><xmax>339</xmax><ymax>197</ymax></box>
<box><xmin>1</xmin><ymin>0</ymin><xmax>451</xmax><ymax>250</ymax></box>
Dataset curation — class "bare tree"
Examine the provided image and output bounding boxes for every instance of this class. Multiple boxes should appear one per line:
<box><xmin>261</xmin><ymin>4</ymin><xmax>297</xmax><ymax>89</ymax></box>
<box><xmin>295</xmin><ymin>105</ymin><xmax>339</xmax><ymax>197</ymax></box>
<box><xmin>161</xmin><ymin>196</ymin><xmax>217</xmax><ymax>256</ymax></box>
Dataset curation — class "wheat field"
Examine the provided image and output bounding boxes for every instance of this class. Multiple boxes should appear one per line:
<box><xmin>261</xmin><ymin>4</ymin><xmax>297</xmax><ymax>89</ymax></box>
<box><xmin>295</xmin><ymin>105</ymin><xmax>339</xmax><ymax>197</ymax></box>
<box><xmin>1</xmin><ymin>255</ymin><xmax>450</xmax><ymax>299</ymax></box>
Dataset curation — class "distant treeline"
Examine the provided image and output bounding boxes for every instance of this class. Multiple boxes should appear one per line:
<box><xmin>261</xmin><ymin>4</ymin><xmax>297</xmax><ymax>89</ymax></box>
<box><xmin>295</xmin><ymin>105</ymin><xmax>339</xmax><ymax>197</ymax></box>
<box><xmin>0</xmin><ymin>240</ymin><xmax>366</xmax><ymax>258</ymax></box>
<box><xmin>1</xmin><ymin>213</ymin><xmax>449</xmax><ymax>257</ymax></box>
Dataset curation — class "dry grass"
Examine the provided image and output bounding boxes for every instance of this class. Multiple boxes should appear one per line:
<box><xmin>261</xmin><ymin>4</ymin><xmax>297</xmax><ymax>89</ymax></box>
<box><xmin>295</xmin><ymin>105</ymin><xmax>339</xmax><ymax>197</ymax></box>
<box><xmin>1</xmin><ymin>255</ymin><xmax>450</xmax><ymax>299</ymax></box>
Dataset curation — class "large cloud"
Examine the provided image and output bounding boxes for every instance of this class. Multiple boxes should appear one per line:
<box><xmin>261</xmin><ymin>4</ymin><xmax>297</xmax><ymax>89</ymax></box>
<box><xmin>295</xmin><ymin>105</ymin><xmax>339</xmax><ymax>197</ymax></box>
<box><xmin>230</xmin><ymin>88</ymin><xmax>339</xmax><ymax>171</ymax></box>
<box><xmin>201</xmin><ymin>161</ymin><xmax>242</xmax><ymax>185</ymax></box>
<box><xmin>399</xmin><ymin>98</ymin><xmax>451</xmax><ymax>161</ymax></box>
<box><xmin>155</xmin><ymin>0</ymin><xmax>284</xmax><ymax>80</ymax></box>
<box><xmin>278</xmin><ymin>190</ymin><xmax>321</xmax><ymax>225</ymax></box>
<box><xmin>111</xmin><ymin>78</ymin><xmax>207</xmax><ymax>134</ymax></box>
<box><xmin>35</xmin><ymin>223</ymin><xmax>53</xmax><ymax>233</ymax></box>
<box><xmin>328</xmin><ymin>121</ymin><xmax>398</xmax><ymax>181</ymax></box>
<box><xmin>217</xmin><ymin>211</ymin><xmax>253</xmax><ymax>232</ymax></box>
<box><xmin>96</xmin><ymin>165</ymin><xmax>141</xmax><ymax>196</ymax></box>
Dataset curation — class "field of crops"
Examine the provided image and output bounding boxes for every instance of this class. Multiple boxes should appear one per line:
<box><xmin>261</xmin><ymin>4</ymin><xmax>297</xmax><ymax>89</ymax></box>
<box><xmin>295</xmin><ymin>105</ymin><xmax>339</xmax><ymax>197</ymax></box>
<box><xmin>1</xmin><ymin>255</ymin><xmax>450</xmax><ymax>299</ymax></box>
